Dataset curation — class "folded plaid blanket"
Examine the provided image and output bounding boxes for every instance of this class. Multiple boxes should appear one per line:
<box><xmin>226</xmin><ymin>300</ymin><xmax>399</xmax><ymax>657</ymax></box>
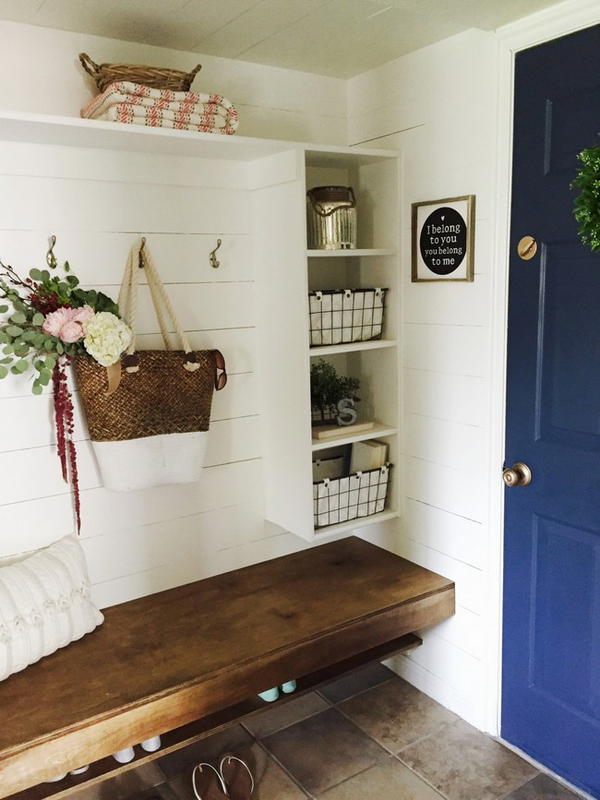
<box><xmin>81</xmin><ymin>80</ymin><xmax>239</xmax><ymax>134</ymax></box>
<box><xmin>82</xmin><ymin>81</ymin><xmax>237</xmax><ymax>118</ymax></box>
<box><xmin>93</xmin><ymin>103</ymin><xmax>237</xmax><ymax>134</ymax></box>
<box><xmin>98</xmin><ymin>101</ymin><xmax>234</xmax><ymax>128</ymax></box>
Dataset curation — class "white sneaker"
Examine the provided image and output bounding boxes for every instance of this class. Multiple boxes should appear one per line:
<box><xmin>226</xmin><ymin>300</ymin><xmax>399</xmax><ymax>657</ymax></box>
<box><xmin>140</xmin><ymin>736</ymin><xmax>162</xmax><ymax>753</ymax></box>
<box><xmin>113</xmin><ymin>747</ymin><xmax>135</xmax><ymax>764</ymax></box>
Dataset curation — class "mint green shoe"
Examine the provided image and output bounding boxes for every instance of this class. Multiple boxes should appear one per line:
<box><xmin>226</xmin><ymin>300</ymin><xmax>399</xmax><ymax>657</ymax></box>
<box><xmin>258</xmin><ymin>686</ymin><xmax>279</xmax><ymax>702</ymax></box>
<box><xmin>281</xmin><ymin>680</ymin><xmax>297</xmax><ymax>694</ymax></box>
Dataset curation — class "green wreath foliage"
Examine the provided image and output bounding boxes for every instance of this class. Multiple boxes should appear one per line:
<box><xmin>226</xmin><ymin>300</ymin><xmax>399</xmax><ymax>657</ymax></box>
<box><xmin>572</xmin><ymin>144</ymin><xmax>600</xmax><ymax>253</ymax></box>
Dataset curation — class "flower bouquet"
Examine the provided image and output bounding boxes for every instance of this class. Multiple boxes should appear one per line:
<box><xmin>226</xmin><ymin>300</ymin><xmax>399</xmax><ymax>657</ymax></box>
<box><xmin>0</xmin><ymin>243</ymin><xmax>132</xmax><ymax>530</ymax></box>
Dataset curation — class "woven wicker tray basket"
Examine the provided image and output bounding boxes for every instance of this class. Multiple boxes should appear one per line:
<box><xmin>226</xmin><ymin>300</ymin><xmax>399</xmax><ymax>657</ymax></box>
<box><xmin>79</xmin><ymin>52</ymin><xmax>202</xmax><ymax>93</ymax></box>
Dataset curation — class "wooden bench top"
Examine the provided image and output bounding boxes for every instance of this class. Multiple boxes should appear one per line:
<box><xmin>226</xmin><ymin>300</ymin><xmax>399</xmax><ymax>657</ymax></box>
<box><xmin>0</xmin><ymin>537</ymin><xmax>454</xmax><ymax>796</ymax></box>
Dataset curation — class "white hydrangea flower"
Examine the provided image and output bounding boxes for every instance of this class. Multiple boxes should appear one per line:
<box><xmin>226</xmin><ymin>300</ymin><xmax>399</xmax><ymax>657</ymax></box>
<box><xmin>83</xmin><ymin>312</ymin><xmax>132</xmax><ymax>367</ymax></box>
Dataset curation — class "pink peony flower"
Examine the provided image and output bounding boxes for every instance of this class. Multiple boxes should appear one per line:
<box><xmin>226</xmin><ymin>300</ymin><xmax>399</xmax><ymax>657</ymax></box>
<box><xmin>71</xmin><ymin>306</ymin><xmax>95</xmax><ymax>325</ymax></box>
<box><xmin>59</xmin><ymin>321</ymin><xmax>86</xmax><ymax>344</ymax></box>
<box><xmin>42</xmin><ymin>305</ymin><xmax>94</xmax><ymax>343</ymax></box>
<box><xmin>42</xmin><ymin>308</ymin><xmax>71</xmax><ymax>337</ymax></box>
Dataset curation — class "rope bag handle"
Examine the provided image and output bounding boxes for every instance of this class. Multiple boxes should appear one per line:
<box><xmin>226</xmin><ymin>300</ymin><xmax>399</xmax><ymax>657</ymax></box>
<box><xmin>117</xmin><ymin>239</ymin><xmax>227</xmax><ymax>389</ymax></box>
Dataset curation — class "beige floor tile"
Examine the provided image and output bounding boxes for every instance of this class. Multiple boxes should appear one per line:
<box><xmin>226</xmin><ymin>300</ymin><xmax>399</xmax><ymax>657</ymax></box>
<box><xmin>339</xmin><ymin>676</ymin><xmax>457</xmax><ymax>751</ymax></box>
<box><xmin>168</xmin><ymin>768</ymin><xmax>224</xmax><ymax>800</ymax></box>
<box><xmin>242</xmin><ymin>743</ymin><xmax>309</xmax><ymax>800</ymax></box>
<box><xmin>400</xmin><ymin>719</ymin><xmax>538</xmax><ymax>800</ymax></box>
<box><xmin>502</xmin><ymin>773</ymin><xmax>585</xmax><ymax>799</ymax></box>
<box><xmin>243</xmin><ymin>691</ymin><xmax>329</xmax><ymax>738</ymax></box>
<box><xmin>317</xmin><ymin>757</ymin><xmax>445</xmax><ymax>799</ymax></box>
<box><xmin>157</xmin><ymin>725</ymin><xmax>253</xmax><ymax>778</ymax></box>
<box><xmin>262</xmin><ymin>707</ymin><xmax>387</xmax><ymax>795</ymax></box>
<box><xmin>318</xmin><ymin>662</ymin><xmax>395</xmax><ymax>704</ymax></box>
<box><xmin>68</xmin><ymin>764</ymin><xmax>168</xmax><ymax>800</ymax></box>
<box><xmin>168</xmin><ymin>743</ymin><xmax>307</xmax><ymax>800</ymax></box>
<box><xmin>127</xmin><ymin>785</ymin><xmax>180</xmax><ymax>800</ymax></box>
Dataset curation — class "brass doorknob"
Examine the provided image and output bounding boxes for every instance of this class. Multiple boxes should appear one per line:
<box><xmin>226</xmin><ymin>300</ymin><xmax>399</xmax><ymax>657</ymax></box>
<box><xmin>517</xmin><ymin>235</ymin><xmax>538</xmax><ymax>260</ymax></box>
<box><xmin>502</xmin><ymin>462</ymin><xmax>532</xmax><ymax>487</ymax></box>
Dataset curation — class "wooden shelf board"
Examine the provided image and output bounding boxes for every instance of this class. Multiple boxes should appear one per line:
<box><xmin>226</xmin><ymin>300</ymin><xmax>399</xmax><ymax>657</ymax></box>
<box><xmin>0</xmin><ymin>538</ymin><xmax>454</xmax><ymax>797</ymax></box>
<box><xmin>310</xmin><ymin>339</ymin><xmax>396</xmax><ymax>356</ymax></box>
<box><xmin>306</xmin><ymin>248</ymin><xmax>395</xmax><ymax>258</ymax></box>
<box><xmin>0</xmin><ymin>110</ymin><xmax>398</xmax><ymax>163</ymax></box>
<box><xmin>312</xmin><ymin>423</ymin><xmax>397</xmax><ymax>451</ymax></box>
<box><xmin>314</xmin><ymin>510</ymin><xmax>399</xmax><ymax>538</ymax></box>
<box><xmin>9</xmin><ymin>631</ymin><xmax>421</xmax><ymax>800</ymax></box>
<box><xmin>305</xmin><ymin>148</ymin><xmax>398</xmax><ymax>168</ymax></box>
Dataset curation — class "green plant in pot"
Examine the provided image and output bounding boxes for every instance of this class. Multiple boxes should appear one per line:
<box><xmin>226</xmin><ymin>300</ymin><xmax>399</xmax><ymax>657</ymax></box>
<box><xmin>310</xmin><ymin>359</ymin><xmax>360</xmax><ymax>426</ymax></box>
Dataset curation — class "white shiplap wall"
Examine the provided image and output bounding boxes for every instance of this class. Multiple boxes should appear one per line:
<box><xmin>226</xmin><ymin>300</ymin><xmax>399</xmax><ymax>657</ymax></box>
<box><xmin>0</xmin><ymin>15</ymin><xmax>512</xmax><ymax>735</ymax></box>
<box><xmin>0</xmin><ymin>21</ymin><xmax>349</xmax><ymax>604</ymax></box>
<box><xmin>348</xmin><ymin>29</ymin><xmax>500</xmax><ymax>730</ymax></box>
<box><xmin>0</xmin><ymin>20</ymin><xmax>347</xmax><ymax>144</ymax></box>
<box><xmin>0</xmin><ymin>140</ymin><xmax>310</xmax><ymax>605</ymax></box>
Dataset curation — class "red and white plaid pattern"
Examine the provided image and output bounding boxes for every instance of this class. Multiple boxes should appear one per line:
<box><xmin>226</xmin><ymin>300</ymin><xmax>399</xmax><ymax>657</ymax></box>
<box><xmin>102</xmin><ymin>103</ymin><xmax>236</xmax><ymax>134</ymax></box>
<box><xmin>81</xmin><ymin>81</ymin><xmax>238</xmax><ymax>135</ymax></box>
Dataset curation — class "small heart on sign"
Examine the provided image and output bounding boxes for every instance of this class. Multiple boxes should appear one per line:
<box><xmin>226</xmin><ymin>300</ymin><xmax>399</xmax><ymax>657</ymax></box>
<box><xmin>441</xmin><ymin>215</ymin><xmax>445</xmax><ymax>221</ymax></box>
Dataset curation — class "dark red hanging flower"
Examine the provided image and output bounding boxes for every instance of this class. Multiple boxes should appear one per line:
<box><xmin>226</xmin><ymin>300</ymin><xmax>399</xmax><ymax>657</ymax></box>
<box><xmin>52</xmin><ymin>357</ymin><xmax>81</xmax><ymax>533</ymax></box>
<box><xmin>1</xmin><ymin>245</ymin><xmax>133</xmax><ymax>536</ymax></box>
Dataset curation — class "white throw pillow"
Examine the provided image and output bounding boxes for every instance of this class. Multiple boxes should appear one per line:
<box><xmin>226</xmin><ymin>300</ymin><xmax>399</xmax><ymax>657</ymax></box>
<box><xmin>0</xmin><ymin>534</ymin><xmax>103</xmax><ymax>681</ymax></box>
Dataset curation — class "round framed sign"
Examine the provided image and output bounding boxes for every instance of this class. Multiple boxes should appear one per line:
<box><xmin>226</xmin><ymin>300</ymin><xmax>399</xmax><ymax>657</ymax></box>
<box><xmin>411</xmin><ymin>195</ymin><xmax>475</xmax><ymax>282</ymax></box>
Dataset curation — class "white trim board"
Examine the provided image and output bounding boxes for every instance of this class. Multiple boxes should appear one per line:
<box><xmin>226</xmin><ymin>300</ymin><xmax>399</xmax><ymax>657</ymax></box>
<box><xmin>486</xmin><ymin>0</ymin><xmax>600</xmax><ymax>736</ymax></box>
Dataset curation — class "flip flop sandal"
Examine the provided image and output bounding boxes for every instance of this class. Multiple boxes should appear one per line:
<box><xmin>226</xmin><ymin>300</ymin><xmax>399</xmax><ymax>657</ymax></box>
<box><xmin>192</xmin><ymin>763</ymin><xmax>228</xmax><ymax>800</ymax></box>
<box><xmin>219</xmin><ymin>755</ymin><xmax>255</xmax><ymax>800</ymax></box>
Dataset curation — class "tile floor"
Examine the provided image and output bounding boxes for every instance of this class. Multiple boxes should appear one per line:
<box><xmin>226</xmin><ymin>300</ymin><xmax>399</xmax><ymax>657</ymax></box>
<box><xmin>71</xmin><ymin>663</ymin><xmax>587</xmax><ymax>800</ymax></box>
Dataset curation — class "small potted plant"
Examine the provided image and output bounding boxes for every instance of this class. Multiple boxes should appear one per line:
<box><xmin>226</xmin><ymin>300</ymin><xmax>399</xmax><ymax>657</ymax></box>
<box><xmin>310</xmin><ymin>359</ymin><xmax>360</xmax><ymax>426</ymax></box>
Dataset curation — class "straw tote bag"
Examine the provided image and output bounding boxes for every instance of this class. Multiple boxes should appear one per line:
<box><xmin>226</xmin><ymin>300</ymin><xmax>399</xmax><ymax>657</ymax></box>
<box><xmin>74</xmin><ymin>240</ymin><xmax>227</xmax><ymax>492</ymax></box>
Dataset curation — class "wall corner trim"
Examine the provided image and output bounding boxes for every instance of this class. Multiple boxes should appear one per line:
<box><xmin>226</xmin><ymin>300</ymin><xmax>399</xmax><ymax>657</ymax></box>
<box><xmin>496</xmin><ymin>0</ymin><xmax>600</xmax><ymax>51</ymax></box>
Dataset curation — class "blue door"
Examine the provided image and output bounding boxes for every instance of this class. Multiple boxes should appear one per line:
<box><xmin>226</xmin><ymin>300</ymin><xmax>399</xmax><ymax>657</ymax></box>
<box><xmin>502</xmin><ymin>25</ymin><xmax>600</xmax><ymax>798</ymax></box>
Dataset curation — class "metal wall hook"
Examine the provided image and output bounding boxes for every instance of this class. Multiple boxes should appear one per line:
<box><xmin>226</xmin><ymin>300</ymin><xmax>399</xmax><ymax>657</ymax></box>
<box><xmin>46</xmin><ymin>235</ymin><xmax>57</xmax><ymax>269</ymax></box>
<box><xmin>139</xmin><ymin>236</ymin><xmax>146</xmax><ymax>269</ymax></box>
<box><xmin>209</xmin><ymin>238</ymin><xmax>222</xmax><ymax>269</ymax></box>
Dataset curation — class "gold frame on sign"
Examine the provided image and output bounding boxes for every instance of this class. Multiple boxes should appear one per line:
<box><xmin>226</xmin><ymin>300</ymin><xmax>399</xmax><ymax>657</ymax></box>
<box><xmin>411</xmin><ymin>194</ymin><xmax>476</xmax><ymax>282</ymax></box>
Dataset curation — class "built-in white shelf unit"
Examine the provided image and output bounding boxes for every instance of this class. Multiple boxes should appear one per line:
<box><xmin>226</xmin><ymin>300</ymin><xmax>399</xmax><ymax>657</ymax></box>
<box><xmin>0</xmin><ymin>110</ymin><xmax>399</xmax><ymax>543</ymax></box>
<box><xmin>256</xmin><ymin>142</ymin><xmax>400</xmax><ymax>540</ymax></box>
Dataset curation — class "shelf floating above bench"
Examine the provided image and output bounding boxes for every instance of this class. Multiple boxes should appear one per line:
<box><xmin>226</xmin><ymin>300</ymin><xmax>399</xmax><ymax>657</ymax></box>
<box><xmin>0</xmin><ymin>537</ymin><xmax>454</xmax><ymax>799</ymax></box>
<box><xmin>0</xmin><ymin>110</ymin><xmax>399</xmax><ymax>162</ymax></box>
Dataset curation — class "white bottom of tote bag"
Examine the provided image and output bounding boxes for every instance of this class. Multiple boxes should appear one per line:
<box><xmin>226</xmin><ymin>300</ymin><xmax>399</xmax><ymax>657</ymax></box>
<box><xmin>93</xmin><ymin>431</ymin><xmax>209</xmax><ymax>491</ymax></box>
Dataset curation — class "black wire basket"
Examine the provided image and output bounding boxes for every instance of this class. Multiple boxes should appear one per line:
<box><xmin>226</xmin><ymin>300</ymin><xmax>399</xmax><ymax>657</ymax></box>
<box><xmin>313</xmin><ymin>464</ymin><xmax>392</xmax><ymax>529</ymax></box>
<box><xmin>308</xmin><ymin>288</ymin><xmax>387</xmax><ymax>346</ymax></box>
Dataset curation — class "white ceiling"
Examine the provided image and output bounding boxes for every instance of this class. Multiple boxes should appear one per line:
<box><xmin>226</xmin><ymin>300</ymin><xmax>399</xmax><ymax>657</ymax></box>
<box><xmin>0</xmin><ymin>0</ymin><xmax>565</xmax><ymax>78</ymax></box>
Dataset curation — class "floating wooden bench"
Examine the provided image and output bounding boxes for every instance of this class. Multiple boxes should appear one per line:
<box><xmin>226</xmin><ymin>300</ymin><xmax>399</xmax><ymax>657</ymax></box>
<box><xmin>0</xmin><ymin>537</ymin><xmax>454</xmax><ymax>799</ymax></box>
